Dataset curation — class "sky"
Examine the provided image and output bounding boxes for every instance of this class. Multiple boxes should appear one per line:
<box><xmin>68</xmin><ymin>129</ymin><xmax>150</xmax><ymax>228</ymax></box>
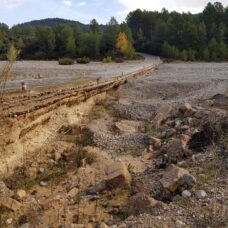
<box><xmin>0</xmin><ymin>0</ymin><xmax>228</xmax><ymax>27</ymax></box>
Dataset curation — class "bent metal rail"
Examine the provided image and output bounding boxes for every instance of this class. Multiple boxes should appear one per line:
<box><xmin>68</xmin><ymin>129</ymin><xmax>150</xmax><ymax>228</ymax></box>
<box><xmin>1</xmin><ymin>60</ymin><xmax>162</xmax><ymax>119</ymax></box>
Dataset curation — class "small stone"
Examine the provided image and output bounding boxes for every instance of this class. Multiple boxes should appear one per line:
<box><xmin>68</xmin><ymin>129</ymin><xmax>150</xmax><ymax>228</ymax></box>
<box><xmin>181</xmin><ymin>125</ymin><xmax>189</xmax><ymax>131</ymax></box>
<box><xmin>0</xmin><ymin>181</ymin><xmax>13</xmax><ymax>196</ymax></box>
<box><xmin>67</xmin><ymin>188</ymin><xmax>79</xmax><ymax>198</ymax></box>
<box><xmin>53</xmin><ymin>151</ymin><xmax>62</xmax><ymax>161</ymax></box>
<box><xmin>25</xmin><ymin>167</ymin><xmax>37</xmax><ymax>179</ymax></box>
<box><xmin>15</xmin><ymin>189</ymin><xmax>27</xmax><ymax>201</ymax></box>
<box><xmin>38</xmin><ymin>167</ymin><xmax>45</xmax><ymax>174</ymax></box>
<box><xmin>149</xmin><ymin>136</ymin><xmax>162</xmax><ymax>149</ymax></box>
<box><xmin>6</xmin><ymin>218</ymin><xmax>13</xmax><ymax>225</ymax></box>
<box><xmin>175</xmin><ymin>120</ymin><xmax>182</xmax><ymax>130</ymax></box>
<box><xmin>105</xmin><ymin>161</ymin><xmax>131</xmax><ymax>189</ymax></box>
<box><xmin>98</xmin><ymin>222</ymin><xmax>109</xmax><ymax>228</ymax></box>
<box><xmin>166</xmin><ymin>128</ymin><xmax>176</xmax><ymax>138</ymax></box>
<box><xmin>176</xmin><ymin>220</ymin><xmax>185</xmax><ymax>228</ymax></box>
<box><xmin>19</xmin><ymin>223</ymin><xmax>30</xmax><ymax>228</ymax></box>
<box><xmin>40</xmin><ymin>181</ymin><xmax>48</xmax><ymax>187</ymax></box>
<box><xmin>181</xmin><ymin>190</ymin><xmax>191</xmax><ymax>198</ymax></box>
<box><xmin>195</xmin><ymin>190</ymin><xmax>207</xmax><ymax>199</ymax></box>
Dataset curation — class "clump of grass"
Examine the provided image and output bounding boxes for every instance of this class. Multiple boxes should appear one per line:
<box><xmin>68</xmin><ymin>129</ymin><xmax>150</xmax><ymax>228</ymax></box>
<box><xmin>0</xmin><ymin>45</ymin><xmax>18</xmax><ymax>99</ymax></box>
<box><xmin>4</xmin><ymin>166</ymin><xmax>38</xmax><ymax>190</ymax></box>
<box><xmin>103</xmin><ymin>56</ymin><xmax>112</xmax><ymax>63</ymax></box>
<box><xmin>77</xmin><ymin>57</ymin><xmax>90</xmax><ymax>64</ymax></box>
<box><xmin>59</xmin><ymin>58</ymin><xmax>75</xmax><ymax>65</ymax></box>
<box><xmin>74</xmin><ymin>149</ymin><xmax>97</xmax><ymax>168</ymax></box>
<box><xmin>177</xmin><ymin>198</ymin><xmax>192</xmax><ymax>207</ymax></box>
<box><xmin>193</xmin><ymin>204</ymin><xmax>228</xmax><ymax>228</ymax></box>
<box><xmin>114</xmin><ymin>57</ymin><xmax>124</xmax><ymax>63</ymax></box>
<box><xmin>0</xmin><ymin>206</ymin><xmax>14</xmax><ymax>227</ymax></box>
<box><xmin>145</xmin><ymin>123</ymin><xmax>162</xmax><ymax>138</ymax></box>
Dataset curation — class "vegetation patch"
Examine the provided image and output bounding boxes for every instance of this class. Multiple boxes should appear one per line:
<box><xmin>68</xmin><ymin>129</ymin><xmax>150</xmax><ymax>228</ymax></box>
<box><xmin>77</xmin><ymin>57</ymin><xmax>90</xmax><ymax>64</ymax></box>
<box><xmin>58</xmin><ymin>58</ymin><xmax>75</xmax><ymax>65</ymax></box>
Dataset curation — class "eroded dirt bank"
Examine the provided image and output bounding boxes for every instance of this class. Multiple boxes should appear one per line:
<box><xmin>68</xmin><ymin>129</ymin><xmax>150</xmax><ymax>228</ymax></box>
<box><xmin>0</xmin><ymin>62</ymin><xmax>228</xmax><ymax>228</ymax></box>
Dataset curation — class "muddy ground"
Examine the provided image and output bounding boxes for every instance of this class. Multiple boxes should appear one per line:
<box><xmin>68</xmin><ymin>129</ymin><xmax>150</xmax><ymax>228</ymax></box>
<box><xmin>0</xmin><ymin>62</ymin><xmax>227</xmax><ymax>228</ymax></box>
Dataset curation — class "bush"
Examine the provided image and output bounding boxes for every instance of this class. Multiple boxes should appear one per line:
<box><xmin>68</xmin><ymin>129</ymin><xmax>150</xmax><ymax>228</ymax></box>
<box><xmin>59</xmin><ymin>58</ymin><xmax>75</xmax><ymax>65</ymax></box>
<box><xmin>115</xmin><ymin>57</ymin><xmax>124</xmax><ymax>63</ymax></box>
<box><xmin>76</xmin><ymin>57</ymin><xmax>90</xmax><ymax>64</ymax></box>
<box><xmin>103</xmin><ymin>56</ymin><xmax>112</xmax><ymax>63</ymax></box>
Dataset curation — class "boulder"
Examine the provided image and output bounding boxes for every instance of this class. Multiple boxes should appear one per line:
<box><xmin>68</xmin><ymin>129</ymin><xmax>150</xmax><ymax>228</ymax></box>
<box><xmin>115</xmin><ymin>120</ymin><xmax>142</xmax><ymax>134</ymax></box>
<box><xmin>106</xmin><ymin>161</ymin><xmax>131</xmax><ymax>189</ymax></box>
<box><xmin>129</xmin><ymin>193</ymin><xmax>165</xmax><ymax>215</ymax></box>
<box><xmin>160</xmin><ymin>164</ymin><xmax>196</xmax><ymax>193</ymax></box>
<box><xmin>153</xmin><ymin>104</ymin><xmax>173</xmax><ymax>127</ymax></box>
<box><xmin>162</xmin><ymin>135</ymin><xmax>190</xmax><ymax>163</ymax></box>
<box><xmin>179</xmin><ymin>103</ymin><xmax>196</xmax><ymax>117</ymax></box>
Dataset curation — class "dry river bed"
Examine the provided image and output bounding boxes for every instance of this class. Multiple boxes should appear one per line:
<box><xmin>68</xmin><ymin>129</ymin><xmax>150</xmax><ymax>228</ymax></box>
<box><xmin>0</xmin><ymin>61</ymin><xmax>227</xmax><ymax>228</ymax></box>
<box><xmin>0</xmin><ymin>54</ymin><xmax>159</xmax><ymax>92</ymax></box>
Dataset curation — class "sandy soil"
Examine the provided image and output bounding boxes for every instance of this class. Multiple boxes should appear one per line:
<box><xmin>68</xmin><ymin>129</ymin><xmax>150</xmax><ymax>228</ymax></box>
<box><xmin>0</xmin><ymin>60</ymin><xmax>227</xmax><ymax>227</ymax></box>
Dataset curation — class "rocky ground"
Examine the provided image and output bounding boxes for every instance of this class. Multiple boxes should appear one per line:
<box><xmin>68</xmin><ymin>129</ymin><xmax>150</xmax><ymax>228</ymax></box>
<box><xmin>0</xmin><ymin>62</ymin><xmax>228</xmax><ymax>228</ymax></box>
<box><xmin>0</xmin><ymin>54</ymin><xmax>158</xmax><ymax>92</ymax></box>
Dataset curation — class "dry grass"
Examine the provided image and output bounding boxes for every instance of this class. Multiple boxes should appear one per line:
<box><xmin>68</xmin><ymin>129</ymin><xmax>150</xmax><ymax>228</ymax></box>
<box><xmin>0</xmin><ymin>46</ymin><xmax>18</xmax><ymax>99</ymax></box>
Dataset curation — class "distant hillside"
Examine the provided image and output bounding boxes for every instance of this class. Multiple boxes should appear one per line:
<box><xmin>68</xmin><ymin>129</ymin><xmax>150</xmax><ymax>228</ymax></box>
<box><xmin>16</xmin><ymin>18</ymin><xmax>91</xmax><ymax>31</ymax></box>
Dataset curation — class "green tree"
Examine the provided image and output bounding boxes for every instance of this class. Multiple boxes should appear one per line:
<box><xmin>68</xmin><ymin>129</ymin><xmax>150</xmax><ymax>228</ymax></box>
<box><xmin>90</xmin><ymin>19</ymin><xmax>101</xmax><ymax>34</ymax></box>
<box><xmin>208</xmin><ymin>38</ymin><xmax>219</xmax><ymax>60</ymax></box>
<box><xmin>202</xmin><ymin>47</ymin><xmax>210</xmax><ymax>61</ymax></box>
<box><xmin>55</xmin><ymin>25</ymin><xmax>76</xmax><ymax>57</ymax></box>
<box><xmin>100</xmin><ymin>17</ymin><xmax>120</xmax><ymax>57</ymax></box>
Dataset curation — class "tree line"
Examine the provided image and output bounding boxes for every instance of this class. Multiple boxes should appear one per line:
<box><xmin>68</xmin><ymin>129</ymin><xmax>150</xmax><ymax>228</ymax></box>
<box><xmin>0</xmin><ymin>17</ymin><xmax>135</xmax><ymax>60</ymax></box>
<box><xmin>127</xmin><ymin>2</ymin><xmax>228</xmax><ymax>61</ymax></box>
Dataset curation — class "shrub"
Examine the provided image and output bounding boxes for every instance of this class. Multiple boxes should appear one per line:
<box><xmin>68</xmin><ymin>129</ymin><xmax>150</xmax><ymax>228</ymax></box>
<box><xmin>103</xmin><ymin>56</ymin><xmax>112</xmax><ymax>63</ymax></box>
<box><xmin>58</xmin><ymin>58</ymin><xmax>75</xmax><ymax>65</ymax></box>
<box><xmin>77</xmin><ymin>57</ymin><xmax>90</xmax><ymax>64</ymax></box>
<box><xmin>115</xmin><ymin>57</ymin><xmax>124</xmax><ymax>63</ymax></box>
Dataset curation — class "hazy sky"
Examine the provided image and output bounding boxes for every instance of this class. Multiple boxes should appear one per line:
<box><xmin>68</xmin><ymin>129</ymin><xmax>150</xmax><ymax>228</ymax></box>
<box><xmin>1</xmin><ymin>0</ymin><xmax>228</xmax><ymax>27</ymax></box>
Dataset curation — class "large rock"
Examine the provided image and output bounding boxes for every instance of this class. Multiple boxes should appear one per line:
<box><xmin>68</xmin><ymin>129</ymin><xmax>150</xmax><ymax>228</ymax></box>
<box><xmin>115</xmin><ymin>120</ymin><xmax>143</xmax><ymax>134</ymax></box>
<box><xmin>162</xmin><ymin>135</ymin><xmax>190</xmax><ymax>163</ymax></box>
<box><xmin>160</xmin><ymin>164</ymin><xmax>196</xmax><ymax>193</ymax></box>
<box><xmin>106</xmin><ymin>161</ymin><xmax>131</xmax><ymax>189</ymax></box>
<box><xmin>0</xmin><ymin>196</ymin><xmax>22</xmax><ymax>212</ymax></box>
<box><xmin>129</xmin><ymin>193</ymin><xmax>165</xmax><ymax>215</ymax></box>
<box><xmin>153</xmin><ymin>105</ymin><xmax>173</xmax><ymax>128</ymax></box>
<box><xmin>179</xmin><ymin>103</ymin><xmax>196</xmax><ymax>117</ymax></box>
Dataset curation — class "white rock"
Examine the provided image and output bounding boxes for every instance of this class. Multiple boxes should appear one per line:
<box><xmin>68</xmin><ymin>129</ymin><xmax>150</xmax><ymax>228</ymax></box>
<box><xmin>38</xmin><ymin>167</ymin><xmax>45</xmax><ymax>174</ymax></box>
<box><xmin>181</xmin><ymin>190</ymin><xmax>191</xmax><ymax>198</ymax></box>
<box><xmin>40</xmin><ymin>181</ymin><xmax>48</xmax><ymax>187</ymax></box>
<box><xmin>19</xmin><ymin>223</ymin><xmax>30</xmax><ymax>228</ymax></box>
<box><xmin>16</xmin><ymin>189</ymin><xmax>27</xmax><ymax>200</ymax></box>
<box><xmin>6</xmin><ymin>218</ymin><xmax>13</xmax><ymax>225</ymax></box>
<box><xmin>195</xmin><ymin>190</ymin><xmax>207</xmax><ymax>199</ymax></box>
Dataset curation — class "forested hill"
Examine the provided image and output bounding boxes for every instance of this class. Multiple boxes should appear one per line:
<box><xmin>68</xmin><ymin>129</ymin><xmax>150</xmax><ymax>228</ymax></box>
<box><xmin>0</xmin><ymin>17</ymin><xmax>135</xmax><ymax>60</ymax></box>
<box><xmin>126</xmin><ymin>2</ymin><xmax>228</xmax><ymax>61</ymax></box>
<box><xmin>1</xmin><ymin>2</ymin><xmax>228</xmax><ymax>61</ymax></box>
<box><xmin>17</xmin><ymin>18</ymin><xmax>90</xmax><ymax>31</ymax></box>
